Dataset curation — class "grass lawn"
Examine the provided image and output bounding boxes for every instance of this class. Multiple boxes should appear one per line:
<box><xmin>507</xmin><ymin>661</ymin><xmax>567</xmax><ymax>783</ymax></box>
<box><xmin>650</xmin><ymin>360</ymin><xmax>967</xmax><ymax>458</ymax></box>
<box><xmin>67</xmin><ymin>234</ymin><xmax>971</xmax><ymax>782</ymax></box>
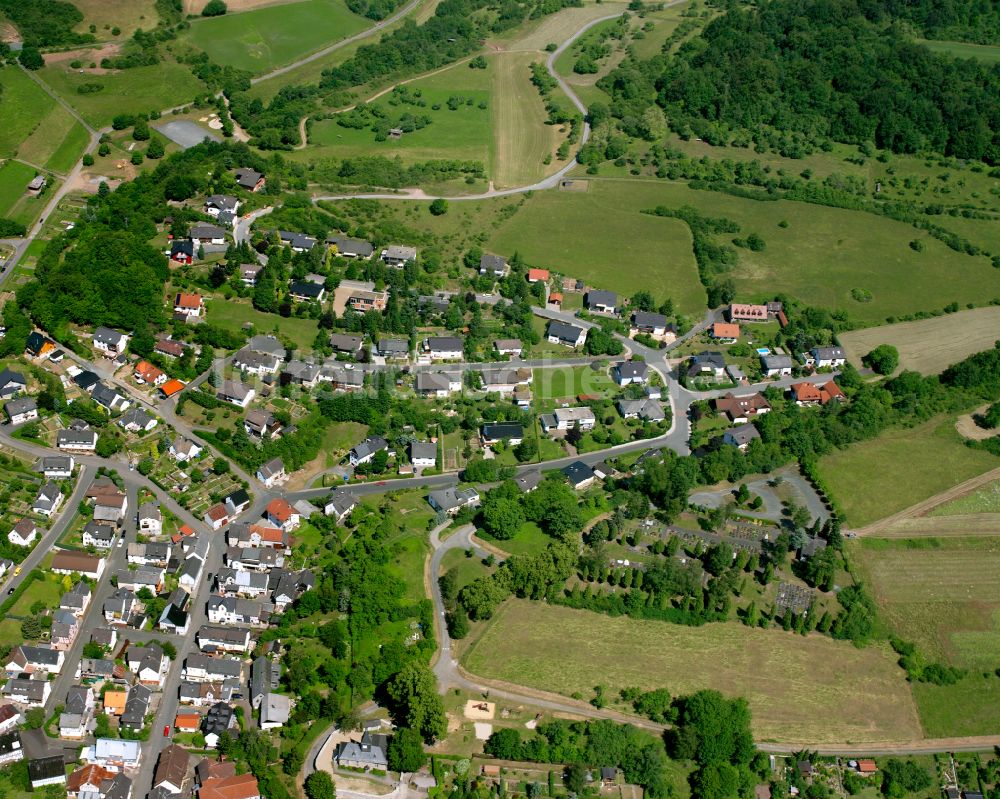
<box><xmin>913</xmin><ymin>674</ymin><xmax>1000</xmax><ymax>737</ymax></box>
<box><xmin>816</xmin><ymin>414</ymin><xmax>1000</xmax><ymax>527</ymax></box>
<box><xmin>929</xmin><ymin>479</ymin><xmax>1000</xmax><ymax>516</ymax></box>
<box><xmin>37</xmin><ymin>60</ymin><xmax>205</xmax><ymax>129</ymax></box>
<box><xmin>838</xmin><ymin>307</ymin><xmax>1000</xmax><ymax>376</ymax></box>
<box><xmin>532</xmin><ymin>365</ymin><xmax>615</xmax><ymax>404</ymax></box>
<box><xmin>0</xmin><ymin>618</ymin><xmax>23</xmax><ymax>650</ymax></box>
<box><xmin>300</xmin><ymin>61</ymin><xmax>493</xmax><ymax>168</ymax></box>
<box><xmin>488</xmin><ymin>181</ymin><xmax>704</xmax><ymax>314</ymax></box>
<box><xmin>205</xmin><ymin>299</ymin><xmax>319</xmax><ymax>351</ymax></box>
<box><xmin>462</xmin><ymin>600</ymin><xmax>921</xmax><ymax>743</ymax></box>
<box><xmin>479</xmin><ymin>521</ymin><xmax>552</xmax><ymax>556</ymax></box>
<box><xmin>72</xmin><ymin>0</ymin><xmax>159</xmax><ymax>39</ymax></box>
<box><xmin>440</xmin><ymin>548</ymin><xmax>493</xmax><ymax>589</ymax></box>
<box><xmin>182</xmin><ymin>0</ymin><xmax>370</xmax><ymax>73</ymax></box>
<box><xmin>919</xmin><ymin>39</ymin><xmax>1000</xmax><ymax>63</ymax></box>
<box><xmin>8</xmin><ymin>573</ymin><xmax>65</xmax><ymax>616</ymax></box>
<box><xmin>0</xmin><ymin>160</ymin><xmax>38</xmax><ymax>218</ymax></box>
<box><xmin>17</xmin><ymin>103</ymin><xmax>89</xmax><ymax>174</ymax></box>
<box><xmin>0</xmin><ymin>68</ymin><xmax>57</xmax><ymax>160</ymax></box>
<box><xmin>386</xmin><ymin>531</ymin><xmax>430</xmax><ymax>602</ymax></box>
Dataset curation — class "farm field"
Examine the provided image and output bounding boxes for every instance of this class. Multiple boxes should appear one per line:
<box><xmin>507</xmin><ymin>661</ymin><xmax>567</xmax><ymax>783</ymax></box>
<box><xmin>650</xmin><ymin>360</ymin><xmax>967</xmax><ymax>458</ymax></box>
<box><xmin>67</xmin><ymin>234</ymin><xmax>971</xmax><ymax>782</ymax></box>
<box><xmin>930</xmin><ymin>479</ymin><xmax>1000</xmax><ymax>516</ymax></box>
<box><xmin>301</xmin><ymin>60</ymin><xmax>493</xmax><ymax>168</ymax></box>
<box><xmin>487</xmin><ymin>181</ymin><xmax>704</xmax><ymax>313</ymax></box>
<box><xmin>491</xmin><ymin>51</ymin><xmax>566</xmax><ymax>189</ymax></box>
<box><xmin>850</xmin><ymin>536</ymin><xmax>1000</xmax><ymax>670</ymax></box>
<box><xmin>16</xmin><ymin>104</ymin><xmax>90</xmax><ymax>175</ymax></box>
<box><xmin>462</xmin><ymin>600</ymin><xmax>922</xmax><ymax>743</ymax></box>
<box><xmin>205</xmin><ymin>299</ymin><xmax>319</xmax><ymax>351</ymax></box>
<box><xmin>493</xmin><ymin>2</ymin><xmax>628</xmax><ymax>51</ymax></box>
<box><xmin>913</xmin><ymin>674</ymin><xmax>1000</xmax><ymax>737</ymax></box>
<box><xmin>817</xmin><ymin>415</ymin><xmax>1000</xmax><ymax>527</ymax></box>
<box><xmin>37</xmin><ymin>61</ymin><xmax>205</xmax><ymax>129</ymax></box>
<box><xmin>182</xmin><ymin>0</ymin><xmax>371</xmax><ymax>73</ymax></box>
<box><xmin>0</xmin><ymin>68</ymin><xmax>57</xmax><ymax>160</ymax></box>
<box><xmin>837</xmin><ymin>307</ymin><xmax>1000</xmax><ymax>376</ymax></box>
<box><xmin>0</xmin><ymin>160</ymin><xmax>52</xmax><ymax>227</ymax></box>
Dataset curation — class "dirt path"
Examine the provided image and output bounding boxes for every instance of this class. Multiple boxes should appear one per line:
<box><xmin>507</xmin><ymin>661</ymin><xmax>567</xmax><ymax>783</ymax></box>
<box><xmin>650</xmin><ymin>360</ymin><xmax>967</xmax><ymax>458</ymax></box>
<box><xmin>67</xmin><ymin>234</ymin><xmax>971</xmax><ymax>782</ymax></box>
<box><xmin>955</xmin><ymin>404</ymin><xmax>997</xmax><ymax>441</ymax></box>
<box><xmin>856</xmin><ymin>465</ymin><xmax>1000</xmax><ymax>537</ymax></box>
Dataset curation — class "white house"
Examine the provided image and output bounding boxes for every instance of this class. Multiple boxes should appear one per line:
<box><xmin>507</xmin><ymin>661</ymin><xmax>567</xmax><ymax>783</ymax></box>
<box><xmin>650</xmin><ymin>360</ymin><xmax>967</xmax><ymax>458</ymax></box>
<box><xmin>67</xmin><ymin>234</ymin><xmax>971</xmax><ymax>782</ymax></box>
<box><xmin>423</xmin><ymin>336</ymin><xmax>464</xmax><ymax>361</ymax></box>
<box><xmin>414</xmin><ymin>371</ymin><xmax>461</xmax><ymax>398</ymax></box>
<box><xmin>7</xmin><ymin>518</ymin><xmax>38</xmax><ymax>547</ymax></box>
<box><xmin>4</xmin><ymin>397</ymin><xmax>37</xmax><ymax>424</ymax></box>
<box><xmin>169</xmin><ymin>438</ymin><xmax>202</xmax><ymax>462</ymax></box>
<box><xmin>92</xmin><ymin>328</ymin><xmax>129</xmax><ymax>356</ymax></box>
<box><xmin>546</xmin><ymin>321</ymin><xmax>587</xmax><ymax>348</ymax></box>
<box><xmin>256</xmin><ymin>458</ymin><xmax>286</xmax><ymax>488</ymax></box>
<box><xmin>812</xmin><ymin>346</ymin><xmax>847</xmax><ymax>368</ymax></box>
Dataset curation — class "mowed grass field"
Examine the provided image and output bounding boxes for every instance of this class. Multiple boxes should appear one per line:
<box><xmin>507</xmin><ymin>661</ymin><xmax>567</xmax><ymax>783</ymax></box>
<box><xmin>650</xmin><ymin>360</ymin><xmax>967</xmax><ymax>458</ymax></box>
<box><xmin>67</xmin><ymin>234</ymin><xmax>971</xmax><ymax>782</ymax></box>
<box><xmin>16</xmin><ymin>105</ymin><xmax>90</xmax><ymax>174</ymax></box>
<box><xmin>491</xmin><ymin>51</ymin><xmax>566</xmax><ymax>189</ymax></box>
<box><xmin>919</xmin><ymin>39</ymin><xmax>1000</xmax><ymax>63</ymax></box>
<box><xmin>38</xmin><ymin>61</ymin><xmax>204</xmax><ymax>128</ymax></box>
<box><xmin>301</xmin><ymin>60</ymin><xmax>493</xmax><ymax>167</ymax></box>
<box><xmin>488</xmin><ymin>181</ymin><xmax>705</xmax><ymax>314</ymax></box>
<box><xmin>72</xmin><ymin>0</ymin><xmax>159</xmax><ymax>40</ymax></box>
<box><xmin>0</xmin><ymin>161</ymin><xmax>41</xmax><ymax>221</ymax></box>
<box><xmin>462</xmin><ymin>600</ymin><xmax>922</xmax><ymax>743</ymax></box>
<box><xmin>183</xmin><ymin>0</ymin><xmax>370</xmax><ymax>73</ymax></box>
<box><xmin>0</xmin><ymin>69</ymin><xmax>57</xmax><ymax>160</ymax></box>
<box><xmin>205</xmin><ymin>299</ymin><xmax>319</xmax><ymax>351</ymax></box>
<box><xmin>817</xmin><ymin>415</ymin><xmax>1000</xmax><ymax>527</ymax></box>
<box><xmin>838</xmin><ymin>307</ymin><xmax>1000</xmax><ymax>376</ymax></box>
<box><xmin>930</xmin><ymin>479</ymin><xmax>1000</xmax><ymax>516</ymax></box>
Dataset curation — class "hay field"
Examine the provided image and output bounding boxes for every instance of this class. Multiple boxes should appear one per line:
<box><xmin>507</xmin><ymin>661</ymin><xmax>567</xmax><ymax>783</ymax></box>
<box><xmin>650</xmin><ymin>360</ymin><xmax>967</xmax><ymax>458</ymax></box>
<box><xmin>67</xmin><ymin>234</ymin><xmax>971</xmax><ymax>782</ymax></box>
<box><xmin>72</xmin><ymin>0</ymin><xmax>158</xmax><ymax>39</ymax></box>
<box><xmin>838</xmin><ymin>307</ymin><xmax>1000</xmax><ymax>376</ymax></box>
<box><xmin>462</xmin><ymin>600</ymin><xmax>922</xmax><ymax>744</ymax></box>
<box><xmin>496</xmin><ymin>2</ymin><xmax>629</xmax><ymax>51</ymax></box>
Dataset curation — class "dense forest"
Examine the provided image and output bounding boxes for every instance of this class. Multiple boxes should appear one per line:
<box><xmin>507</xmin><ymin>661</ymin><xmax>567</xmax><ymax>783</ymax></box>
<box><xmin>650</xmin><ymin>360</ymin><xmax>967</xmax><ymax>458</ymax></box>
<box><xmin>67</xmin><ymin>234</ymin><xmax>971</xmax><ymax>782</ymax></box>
<box><xmin>872</xmin><ymin>0</ymin><xmax>1000</xmax><ymax>43</ymax></box>
<box><xmin>0</xmin><ymin>0</ymin><xmax>93</xmax><ymax>46</ymax></box>
<box><xmin>599</xmin><ymin>0</ymin><xmax>1000</xmax><ymax>161</ymax></box>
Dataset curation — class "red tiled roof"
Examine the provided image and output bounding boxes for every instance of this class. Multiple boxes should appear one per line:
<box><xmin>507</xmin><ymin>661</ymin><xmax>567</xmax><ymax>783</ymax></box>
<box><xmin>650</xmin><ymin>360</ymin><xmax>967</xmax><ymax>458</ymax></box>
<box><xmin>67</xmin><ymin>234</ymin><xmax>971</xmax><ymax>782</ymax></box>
<box><xmin>160</xmin><ymin>379</ymin><xmax>185</xmax><ymax>397</ymax></box>
<box><xmin>199</xmin><ymin>774</ymin><xmax>260</xmax><ymax>799</ymax></box>
<box><xmin>175</xmin><ymin>293</ymin><xmax>204</xmax><ymax>310</ymax></box>
<box><xmin>527</xmin><ymin>268</ymin><xmax>550</xmax><ymax>282</ymax></box>
<box><xmin>266</xmin><ymin>499</ymin><xmax>295</xmax><ymax>523</ymax></box>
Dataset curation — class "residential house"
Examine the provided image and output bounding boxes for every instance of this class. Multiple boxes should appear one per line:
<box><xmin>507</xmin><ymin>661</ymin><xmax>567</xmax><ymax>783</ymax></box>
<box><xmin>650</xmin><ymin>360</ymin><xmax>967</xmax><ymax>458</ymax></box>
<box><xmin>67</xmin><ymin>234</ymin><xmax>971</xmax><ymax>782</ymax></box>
<box><xmin>25</xmin><ymin>332</ymin><xmax>56</xmax><ymax>359</ymax></box>
<box><xmin>8</xmin><ymin>518</ymin><xmax>38</xmax><ymax>546</ymax></box>
<box><xmin>526</xmin><ymin>268</ymin><xmax>549</xmax><ymax>283</ymax></box>
<box><xmin>723</xmin><ymin>424</ymin><xmax>760</xmax><ymax>450</ymax></box>
<box><xmin>85</xmin><ymin>739</ymin><xmax>141</xmax><ymax>772</ymax></box>
<box><xmin>174</xmin><ymin>293</ymin><xmax>205</xmax><ymax>317</ymax></box>
<box><xmin>190</xmin><ymin>225</ymin><xmax>226</xmax><ymax>246</ymax></box>
<box><xmin>93</xmin><ymin>328</ymin><xmax>130</xmax><ymax>356</ymax></box>
<box><xmin>202</xmin><ymin>703</ymin><xmax>237</xmax><ymax>749</ymax></box>
<box><xmin>728</xmin><ymin>303</ymin><xmax>768</xmax><ymax>323</ymax></box>
<box><xmin>82</xmin><ymin>521</ymin><xmax>115</xmax><ymax>549</ymax></box>
<box><xmin>423</xmin><ymin>336</ymin><xmax>464</xmax><ymax>361</ymax></box>
<box><xmin>90</xmin><ymin>627</ymin><xmax>117</xmax><ymax>651</ymax></box>
<box><xmin>4</xmin><ymin>397</ymin><xmax>37</xmax><ymax>424</ymax></box>
<box><xmin>207</xmin><ymin>596</ymin><xmax>271</xmax><ymax>627</ymax></box>
<box><xmin>790</xmin><ymin>381</ymin><xmax>845</xmax><ymax>406</ymax></box>
<box><xmin>138</xmin><ymin>503</ymin><xmax>162</xmax><ymax>535</ymax></box>
<box><xmin>323</xmin><ymin>489</ymin><xmax>357</xmax><ymax>523</ymax></box>
<box><xmin>178</xmin><ymin>681</ymin><xmax>237</xmax><ymax>707</ymax></box>
<box><xmin>612</xmin><ymin>360</ymin><xmax>648</xmax><ymax>386</ymax></box>
<box><xmin>283</xmin><ymin>360</ymin><xmax>320</xmax><ymax>387</ymax></box>
<box><xmin>0</xmin><ymin>731</ymin><xmax>23</xmax><ymax>766</ymax></box>
<box><xmin>546</xmin><ymin>320</ymin><xmax>587</xmax><ymax>348</ymax></box>
<box><xmin>271</xmin><ymin>569</ymin><xmax>314</xmax><ymax>612</ymax></box>
<box><xmin>169</xmin><ymin>437</ymin><xmax>203</xmax><ymax>462</ymax></box>
<box><xmin>197</xmin><ymin>626</ymin><xmax>252</xmax><ymax>655</ymax></box>
<box><xmin>585</xmin><ymin>290</ymin><xmax>617</xmax><ymax>314</ymax></box>
<box><xmin>227</xmin><ymin>523</ymin><xmax>289</xmax><ymax>552</ymax></box>
<box><xmin>260</xmin><ymin>693</ymin><xmax>291</xmax><ymax>730</ymax></box>
<box><xmin>376</xmin><ymin>338</ymin><xmax>409</xmax><ymax>359</ymax></box>
<box><xmin>160</xmin><ymin>376</ymin><xmax>186</xmax><ymax>398</ymax></box>
<box><xmin>335</xmin><ymin>732</ymin><xmax>389</xmax><ymax>771</ymax></box>
<box><xmin>415</xmin><ymin>371</ymin><xmax>461</xmax><ymax>397</ymax></box>
<box><xmin>224</xmin><ymin>489</ymin><xmax>252</xmax><ymax>516</ymax></box>
<box><xmin>67</xmin><ymin>765</ymin><xmax>119</xmax><ymax>799</ymax></box>
<box><xmin>563</xmin><ymin>461</ymin><xmax>596</xmax><ymax>490</ymax></box>
<box><xmin>427</xmin><ymin>487</ymin><xmax>480</xmax><ymax>516</ymax></box>
<box><xmin>52</xmin><ymin>551</ymin><xmax>105</xmax><ymax>580</ymax></box>
<box><xmin>319</xmin><ymin>364</ymin><xmax>364</xmax><ymax>392</ymax></box>
<box><xmin>34</xmin><ymin>455</ymin><xmax>74</xmax><ymax>478</ymax></box>
<box><xmin>73</xmin><ymin>371</ymin><xmax>101</xmax><ymax>393</ymax></box>
<box><xmin>687</xmin><ymin>351</ymin><xmax>727</xmax><ymax>380</ymax></box>
<box><xmin>234</xmin><ymin>168</ymin><xmax>265</xmax><ymax>192</ymax></box>
<box><xmin>91</xmin><ymin>383</ymin><xmax>130</xmax><ymax>413</ymax></box>
<box><xmin>515</xmin><ymin>471</ymin><xmax>542</xmax><ymax>493</ymax></box>
<box><xmin>204</xmin><ymin>504</ymin><xmax>230</xmax><ymax>531</ymax></box>
<box><xmin>58</xmin><ymin>429</ymin><xmax>99</xmax><ymax>451</ymax></box>
<box><xmin>5</xmin><ymin>645</ymin><xmax>64</xmax><ymax>677</ymax></box>
<box><xmin>174</xmin><ymin>713</ymin><xmax>201</xmax><ymax>736</ymax></box>
<box><xmin>233</xmin><ymin>348</ymin><xmax>279</xmax><ymax>376</ymax></box>
<box><xmin>480</xmin><ymin>368</ymin><xmax>532</xmax><ymax>395</ymax></box>
<box><xmin>329</xmin><ymin>333</ymin><xmax>365</xmax><ymax>357</ymax></box>
<box><xmin>50</xmin><ymin>609</ymin><xmax>79</xmax><ymax>651</ymax></box>
<box><xmin>265</xmin><ymin>498</ymin><xmax>300</xmax><ymax>532</ymax></box>
<box><xmin>0</xmin><ymin>368</ymin><xmax>26</xmax><ymax>399</ymax></box>
<box><xmin>278</xmin><ymin>231</ymin><xmax>316</xmax><ymax>252</ymax></box>
<box><xmin>127</xmin><ymin>542</ymin><xmax>172</xmax><ymax>567</ymax></box>
<box><xmin>94</xmin><ymin>490</ymin><xmax>128</xmax><ymax>526</ymax></box>
<box><xmin>59</xmin><ymin>686</ymin><xmax>94</xmax><ymax>738</ymax></box>
<box><xmin>183</xmin><ymin>652</ymin><xmax>245</xmax><ymax>682</ymax></box>
<box><xmin>811</xmin><ymin>346</ymin><xmax>847</xmax><ymax>368</ymax></box>
<box><xmin>2</xmin><ymin>677</ymin><xmax>50</xmax><ymax>706</ymax></box>
<box><xmin>478</xmin><ymin>253</ymin><xmax>508</xmax><ymax>277</ymax></box>
<box><xmin>760</xmin><ymin>352</ymin><xmax>794</xmax><ymax>378</ymax></box>
<box><xmin>32</xmin><ymin>483</ymin><xmax>63</xmax><ymax>518</ymax></box>
<box><xmin>170</xmin><ymin>240</ymin><xmax>195</xmax><ymax>264</ymax></box>
<box><xmin>60</xmin><ymin>582</ymin><xmax>93</xmax><ymax>617</ymax></box>
<box><xmin>199</xmin><ymin>774</ymin><xmax>261</xmax><ymax>799</ymax></box>
<box><xmin>381</xmin><ymin>244</ymin><xmax>417</xmax><ymax>267</ymax></box>
<box><xmin>409</xmin><ymin>441</ymin><xmax>437</xmax><ymax>469</ymax></box>
<box><xmin>103</xmin><ymin>589</ymin><xmax>137</xmax><ymax>624</ymax></box>
<box><xmin>480</xmin><ymin>422</ymin><xmax>524</xmax><ymax>446</ymax></box>
<box><xmin>714</xmin><ymin>393</ymin><xmax>771</xmax><ymax>424</ymax></box>
<box><xmin>630</xmin><ymin>311</ymin><xmax>671</xmax><ymax>337</ymax></box>
<box><xmin>0</xmin><ymin>706</ymin><xmax>20</xmax><ymax>734</ymax></box>
<box><xmin>327</xmin><ymin>235</ymin><xmax>374</xmax><ymax>259</ymax></box>
<box><xmin>239</xmin><ymin>263</ymin><xmax>263</xmax><ymax>286</ymax></box>
<box><xmin>118</xmin><ymin>407</ymin><xmax>157</xmax><ymax>433</ymax></box>
<box><xmin>153</xmin><ymin>744</ymin><xmax>190</xmax><ymax>795</ymax></box>
<box><xmin>215</xmin><ymin>568</ymin><xmax>270</xmax><ymax>599</ymax></box>
<box><xmin>711</xmin><ymin>322</ymin><xmax>740</xmax><ymax>342</ymax></box>
<box><xmin>217</xmin><ymin>380</ymin><xmax>255</xmax><ymax>408</ymax></box>
<box><xmin>127</xmin><ymin>644</ymin><xmax>167</xmax><ymax>688</ymax></box>
<box><xmin>493</xmin><ymin>338</ymin><xmax>523</xmax><ymax>357</ymax></box>
<box><xmin>246</xmin><ymin>335</ymin><xmax>285</xmax><ymax>358</ymax></box>
<box><xmin>348</xmin><ymin>289</ymin><xmax>389</xmax><ymax>312</ymax></box>
<box><xmin>250</xmin><ymin>657</ymin><xmax>281</xmax><ymax>709</ymax></box>
<box><xmin>540</xmin><ymin>406</ymin><xmax>595</xmax><ymax>433</ymax></box>
<box><xmin>349</xmin><ymin>436</ymin><xmax>388</xmax><ymax>467</ymax></box>
<box><xmin>114</xmin><ymin>567</ymin><xmax>163</xmax><ymax>594</ymax></box>
<box><xmin>616</xmin><ymin>398</ymin><xmax>666</xmax><ymax>423</ymax></box>
<box><xmin>256</xmin><ymin>457</ymin><xmax>286</xmax><ymax>488</ymax></box>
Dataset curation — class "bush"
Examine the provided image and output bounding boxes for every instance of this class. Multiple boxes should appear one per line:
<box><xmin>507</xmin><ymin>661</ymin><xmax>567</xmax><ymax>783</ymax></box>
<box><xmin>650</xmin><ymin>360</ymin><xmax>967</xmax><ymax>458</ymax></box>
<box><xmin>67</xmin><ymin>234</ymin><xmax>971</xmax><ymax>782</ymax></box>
<box><xmin>863</xmin><ymin>344</ymin><xmax>899</xmax><ymax>375</ymax></box>
<box><xmin>202</xmin><ymin>0</ymin><xmax>228</xmax><ymax>15</ymax></box>
<box><xmin>82</xmin><ymin>154</ymin><xmax>95</xmax><ymax>166</ymax></box>
<box><xmin>429</xmin><ymin>198</ymin><xmax>448</xmax><ymax>216</ymax></box>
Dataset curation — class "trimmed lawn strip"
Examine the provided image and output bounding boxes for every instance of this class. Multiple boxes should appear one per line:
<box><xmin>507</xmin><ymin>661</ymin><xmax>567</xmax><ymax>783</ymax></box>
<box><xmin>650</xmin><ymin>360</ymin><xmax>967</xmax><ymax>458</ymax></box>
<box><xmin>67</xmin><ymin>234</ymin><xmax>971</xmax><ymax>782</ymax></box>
<box><xmin>205</xmin><ymin>299</ymin><xmax>320</xmax><ymax>351</ymax></box>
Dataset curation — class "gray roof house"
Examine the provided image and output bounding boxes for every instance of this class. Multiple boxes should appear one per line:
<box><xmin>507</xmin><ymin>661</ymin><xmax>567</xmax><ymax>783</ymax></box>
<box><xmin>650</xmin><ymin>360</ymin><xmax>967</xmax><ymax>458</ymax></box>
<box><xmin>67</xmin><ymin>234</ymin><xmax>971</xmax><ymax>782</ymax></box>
<box><xmin>585</xmin><ymin>290</ymin><xmax>618</xmax><ymax>313</ymax></box>
<box><xmin>479</xmin><ymin>253</ymin><xmax>508</xmax><ymax>277</ymax></box>
<box><xmin>723</xmin><ymin>424</ymin><xmax>761</xmax><ymax>449</ymax></box>
<box><xmin>428</xmin><ymin>487</ymin><xmax>480</xmax><ymax>515</ymax></box>
<box><xmin>546</xmin><ymin>321</ymin><xmax>586</xmax><ymax>347</ymax></box>
<box><xmin>328</xmin><ymin>236</ymin><xmax>374</xmax><ymax>258</ymax></box>
<box><xmin>335</xmin><ymin>732</ymin><xmax>389</xmax><ymax>770</ymax></box>
<box><xmin>760</xmin><ymin>352</ymin><xmax>794</xmax><ymax>377</ymax></box>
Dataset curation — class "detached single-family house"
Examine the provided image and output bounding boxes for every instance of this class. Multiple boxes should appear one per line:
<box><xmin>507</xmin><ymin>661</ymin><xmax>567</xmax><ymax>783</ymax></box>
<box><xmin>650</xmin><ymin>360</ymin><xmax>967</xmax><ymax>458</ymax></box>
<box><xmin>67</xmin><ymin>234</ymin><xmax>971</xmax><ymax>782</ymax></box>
<box><xmin>82</xmin><ymin>521</ymin><xmax>115</xmax><ymax>549</ymax></box>
<box><xmin>415</xmin><ymin>371</ymin><xmax>461</xmax><ymax>398</ymax></box>
<box><xmin>190</xmin><ymin>225</ymin><xmax>226</xmax><ymax>246</ymax></box>
<box><xmin>729</xmin><ymin>303</ymin><xmax>768</xmax><ymax>323</ymax></box>
<box><xmin>585</xmin><ymin>290</ymin><xmax>617</xmax><ymax>314</ymax></box>
<box><xmin>256</xmin><ymin>458</ymin><xmax>286</xmax><ymax>488</ymax></box>
<box><xmin>239</xmin><ymin>263</ymin><xmax>263</xmax><ymax>285</ymax></box>
<box><xmin>5</xmin><ymin>397</ymin><xmax>37</xmax><ymax>424</ymax></box>
<box><xmin>8</xmin><ymin>518</ymin><xmax>38</xmax><ymax>547</ymax></box>
<box><xmin>118</xmin><ymin>407</ymin><xmax>157</xmax><ymax>433</ymax></box>
<box><xmin>93</xmin><ymin>327</ymin><xmax>129</xmax><ymax>356</ymax></box>
<box><xmin>381</xmin><ymin>245</ymin><xmax>417</xmax><ymax>267</ymax></box>
<box><xmin>329</xmin><ymin>334</ymin><xmax>365</xmax><ymax>357</ymax></box>
<box><xmin>711</xmin><ymin>322</ymin><xmax>740</xmax><ymax>342</ymax></box>
<box><xmin>631</xmin><ymin>311</ymin><xmax>671</xmax><ymax>338</ymax></box>
<box><xmin>546</xmin><ymin>321</ymin><xmax>586</xmax><ymax>348</ymax></box>
<box><xmin>58</xmin><ymin>429</ymin><xmax>98</xmax><ymax>451</ymax></box>
<box><xmin>278</xmin><ymin>231</ymin><xmax>317</xmax><ymax>252</ymax></box>
<box><xmin>85</xmin><ymin>738</ymin><xmax>141</xmax><ymax>772</ymax></box>
<box><xmin>540</xmin><ymin>406</ymin><xmax>595</xmax><ymax>433</ymax></box>
<box><xmin>811</xmin><ymin>346</ymin><xmax>847</xmax><ymax>368</ymax></box>
<box><xmin>170</xmin><ymin>240</ymin><xmax>195</xmax><ymax>264</ymax></box>
<box><xmin>289</xmin><ymin>281</ymin><xmax>325</xmax><ymax>302</ymax></box>
<box><xmin>760</xmin><ymin>352</ymin><xmax>794</xmax><ymax>378</ymax></box>
<box><xmin>613</xmin><ymin>360</ymin><xmax>648</xmax><ymax>386</ymax></box>
<box><xmin>493</xmin><ymin>338</ymin><xmax>523</xmax><ymax>357</ymax></box>
<box><xmin>616</xmin><ymin>398</ymin><xmax>666</xmax><ymax>423</ymax></box>
<box><xmin>35</xmin><ymin>455</ymin><xmax>74</xmax><ymax>479</ymax></box>
<box><xmin>323</xmin><ymin>489</ymin><xmax>357</xmax><ymax>523</ymax></box>
<box><xmin>714</xmin><ymin>392</ymin><xmax>771</xmax><ymax>424</ymax></box>
<box><xmin>153</xmin><ymin>744</ymin><xmax>190</xmax><ymax>795</ymax></box>
<box><xmin>205</xmin><ymin>195</ymin><xmax>240</xmax><ymax>218</ymax></box>
<box><xmin>427</xmin><ymin>487</ymin><xmax>480</xmax><ymax>516</ymax></box>
<box><xmin>723</xmin><ymin>424</ymin><xmax>760</xmax><ymax>450</ymax></box>
<box><xmin>91</xmin><ymin>383</ymin><xmax>130</xmax><ymax>413</ymax></box>
<box><xmin>25</xmin><ymin>332</ymin><xmax>56</xmax><ymax>359</ymax></box>
<box><xmin>217</xmin><ymin>380</ymin><xmax>255</xmax><ymax>408</ymax></box>
<box><xmin>348</xmin><ymin>289</ymin><xmax>389</xmax><ymax>313</ymax></box>
<box><xmin>335</xmin><ymin>732</ymin><xmax>389</xmax><ymax>771</ymax></box>
<box><xmin>60</xmin><ymin>686</ymin><xmax>95</xmax><ymax>738</ymax></box>
<box><xmin>527</xmin><ymin>268</ymin><xmax>549</xmax><ymax>284</ymax></box>
<box><xmin>155</xmin><ymin>338</ymin><xmax>186</xmax><ymax>359</ymax></box>
<box><xmin>127</xmin><ymin>644</ymin><xmax>168</xmax><ymax>688</ymax></box>
<box><xmin>409</xmin><ymin>441</ymin><xmax>437</xmax><ymax>469</ymax></box>
<box><xmin>377</xmin><ymin>338</ymin><xmax>409</xmax><ymax>359</ymax></box>
<box><xmin>0</xmin><ymin>368</ymin><xmax>26</xmax><ymax>399</ymax></box>
<box><xmin>52</xmin><ymin>551</ymin><xmax>105</xmax><ymax>580</ymax></box>
<box><xmin>480</xmin><ymin>422</ymin><xmax>524</xmax><ymax>446</ymax></box>
<box><xmin>60</xmin><ymin>582</ymin><xmax>93</xmax><ymax>617</ymax></box>
<box><xmin>265</xmin><ymin>498</ymin><xmax>300</xmax><ymax>532</ymax></box>
<box><xmin>328</xmin><ymin>235</ymin><xmax>374</xmax><ymax>259</ymax></box>
<box><xmin>204</xmin><ymin>504</ymin><xmax>230</xmax><ymax>531</ymax></box>
<box><xmin>2</xmin><ymin>677</ymin><xmax>50</xmax><ymax>707</ymax></box>
<box><xmin>349</xmin><ymin>436</ymin><xmax>388</xmax><ymax>467</ymax></box>
<box><xmin>138</xmin><ymin>503</ymin><xmax>162</xmax><ymax>535</ymax></box>
<box><xmin>5</xmin><ymin>645</ymin><xmax>64</xmax><ymax>676</ymax></box>
<box><xmin>174</xmin><ymin>293</ymin><xmax>205</xmax><ymax>317</ymax></box>
<box><xmin>233</xmin><ymin>348</ymin><xmax>279</xmax><ymax>376</ymax></box>
<box><xmin>235</xmin><ymin>168</ymin><xmax>265</xmax><ymax>192</ymax></box>
<box><xmin>479</xmin><ymin>253</ymin><xmax>508</xmax><ymax>278</ymax></box>
<box><xmin>563</xmin><ymin>461</ymin><xmax>596</xmax><ymax>490</ymax></box>
<box><xmin>424</xmin><ymin>336</ymin><xmax>464</xmax><ymax>361</ymax></box>
<box><xmin>200</xmin><ymin>773</ymin><xmax>261</xmax><ymax>799</ymax></box>
<box><xmin>170</xmin><ymin>437</ymin><xmax>203</xmax><ymax>462</ymax></box>
<box><xmin>790</xmin><ymin>381</ymin><xmax>845</xmax><ymax>406</ymax></box>
<box><xmin>32</xmin><ymin>483</ymin><xmax>64</xmax><ymax>518</ymax></box>
<box><xmin>687</xmin><ymin>351</ymin><xmax>726</xmax><ymax>381</ymax></box>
